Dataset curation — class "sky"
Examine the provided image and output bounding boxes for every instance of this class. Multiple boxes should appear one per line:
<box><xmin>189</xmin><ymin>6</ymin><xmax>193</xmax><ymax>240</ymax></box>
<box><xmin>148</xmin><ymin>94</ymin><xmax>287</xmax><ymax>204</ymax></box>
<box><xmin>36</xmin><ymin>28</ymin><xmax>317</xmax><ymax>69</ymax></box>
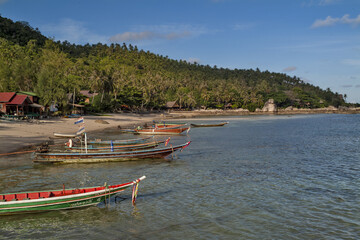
<box><xmin>1</xmin><ymin>0</ymin><xmax>359</xmax><ymax>103</ymax></box>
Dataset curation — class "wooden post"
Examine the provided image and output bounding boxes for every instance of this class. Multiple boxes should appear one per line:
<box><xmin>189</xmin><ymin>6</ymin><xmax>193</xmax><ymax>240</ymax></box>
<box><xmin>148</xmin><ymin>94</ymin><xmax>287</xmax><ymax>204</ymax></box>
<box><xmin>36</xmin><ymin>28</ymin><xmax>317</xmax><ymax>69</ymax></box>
<box><xmin>84</xmin><ymin>133</ymin><xmax>88</xmax><ymax>154</ymax></box>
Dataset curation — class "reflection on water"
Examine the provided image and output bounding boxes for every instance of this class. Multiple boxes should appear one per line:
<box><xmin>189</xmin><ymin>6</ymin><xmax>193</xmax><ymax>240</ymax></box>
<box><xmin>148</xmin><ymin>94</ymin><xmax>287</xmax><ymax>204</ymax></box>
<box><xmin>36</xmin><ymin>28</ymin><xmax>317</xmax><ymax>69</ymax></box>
<box><xmin>0</xmin><ymin>114</ymin><xmax>359</xmax><ymax>239</ymax></box>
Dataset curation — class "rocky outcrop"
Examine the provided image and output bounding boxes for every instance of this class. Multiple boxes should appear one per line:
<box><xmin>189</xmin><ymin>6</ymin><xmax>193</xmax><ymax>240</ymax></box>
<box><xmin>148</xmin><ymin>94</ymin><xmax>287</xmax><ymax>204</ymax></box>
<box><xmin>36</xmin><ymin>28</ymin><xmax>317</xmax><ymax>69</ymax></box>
<box><xmin>95</xmin><ymin>119</ymin><xmax>109</xmax><ymax>124</ymax></box>
<box><xmin>262</xmin><ymin>99</ymin><xmax>277</xmax><ymax>112</ymax></box>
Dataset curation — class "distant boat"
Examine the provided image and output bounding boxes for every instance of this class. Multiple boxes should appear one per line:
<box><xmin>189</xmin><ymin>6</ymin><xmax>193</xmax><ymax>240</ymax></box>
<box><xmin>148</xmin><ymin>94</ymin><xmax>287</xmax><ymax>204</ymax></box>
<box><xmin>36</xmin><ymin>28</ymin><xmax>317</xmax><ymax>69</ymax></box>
<box><xmin>53</xmin><ymin>132</ymin><xmax>81</xmax><ymax>138</ymax></box>
<box><xmin>190</xmin><ymin>122</ymin><xmax>229</xmax><ymax>128</ymax></box>
<box><xmin>135</xmin><ymin>127</ymin><xmax>190</xmax><ymax>135</ymax></box>
<box><xmin>0</xmin><ymin>176</ymin><xmax>146</xmax><ymax>215</ymax></box>
<box><xmin>146</xmin><ymin>124</ymin><xmax>186</xmax><ymax>129</ymax></box>
<box><xmin>120</xmin><ymin>123</ymin><xmax>187</xmax><ymax>133</ymax></box>
<box><xmin>88</xmin><ymin>136</ymin><xmax>154</xmax><ymax>145</ymax></box>
<box><xmin>65</xmin><ymin>140</ymin><xmax>163</xmax><ymax>152</ymax></box>
<box><xmin>34</xmin><ymin>142</ymin><xmax>191</xmax><ymax>163</ymax></box>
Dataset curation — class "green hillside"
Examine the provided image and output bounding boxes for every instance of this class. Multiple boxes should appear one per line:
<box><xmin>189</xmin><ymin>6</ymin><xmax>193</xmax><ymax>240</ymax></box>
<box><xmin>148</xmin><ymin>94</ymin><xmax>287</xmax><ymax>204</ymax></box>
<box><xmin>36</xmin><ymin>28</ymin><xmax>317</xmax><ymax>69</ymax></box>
<box><xmin>0</xmin><ymin>15</ymin><xmax>349</xmax><ymax>113</ymax></box>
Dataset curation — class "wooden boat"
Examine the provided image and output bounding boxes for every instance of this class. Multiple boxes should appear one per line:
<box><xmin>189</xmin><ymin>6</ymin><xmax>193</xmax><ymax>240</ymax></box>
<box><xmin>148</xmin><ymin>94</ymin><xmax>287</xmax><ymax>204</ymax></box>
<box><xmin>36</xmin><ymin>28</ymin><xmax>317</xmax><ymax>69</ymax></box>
<box><xmin>145</xmin><ymin>124</ymin><xmax>186</xmax><ymax>129</ymax></box>
<box><xmin>190</xmin><ymin>122</ymin><xmax>229</xmax><ymax>128</ymax></box>
<box><xmin>65</xmin><ymin>140</ymin><xmax>164</xmax><ymax>152</ymax></box>
<box><xmin>34</xmin><ymin>142</ymin><xmax>191</xmax><ymax>163</ymax></box>
<box><xmin>53</xmin><ymin>132</ymin><xmax>81</xmax><ymax>138</ymax></box>
<box><xmin>88</xmin><ymin>136</ymin><xmax>154</xmax><ymax>145</ymax></box>
<box><xmin>153</xmin><ymin>122</ymin><xmax>186</xmax><ymax>126</ymax></box>
<box><xmin>119</xmin><ymin>129</ymin><xmax>136</xmax><ymax>133</ymax></box>
<box><xmin>120</xmin><ymin>124</ymin><xmax>187</xmax><ymax>133</ymax></box>
<box><xmin>0</xmin><ymin>176</ymin><xmax>146</xmax><ymax>215</ymax></box>
<box><xmin>135</xmin><ymin>127</ymin><xmax>190</xmax><ymax>135</ymax></box>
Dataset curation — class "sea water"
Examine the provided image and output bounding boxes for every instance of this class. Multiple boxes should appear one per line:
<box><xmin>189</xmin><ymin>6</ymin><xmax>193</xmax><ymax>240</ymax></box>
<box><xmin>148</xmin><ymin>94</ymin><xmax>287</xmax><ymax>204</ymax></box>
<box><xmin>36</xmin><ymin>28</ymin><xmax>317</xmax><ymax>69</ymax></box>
<box><xmin>0</xmin><ymin>114</ymin><xmax>359</xmax><ymax>239</ymax></box>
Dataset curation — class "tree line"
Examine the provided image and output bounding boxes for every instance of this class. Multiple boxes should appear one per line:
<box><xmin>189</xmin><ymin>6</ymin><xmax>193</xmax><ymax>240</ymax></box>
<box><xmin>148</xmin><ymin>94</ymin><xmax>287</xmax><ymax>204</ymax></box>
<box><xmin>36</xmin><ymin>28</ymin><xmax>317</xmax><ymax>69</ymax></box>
<box><xmin>0</xmin><ymin>16</ymin><xmax>351</xmax><ymax>113</ymax></box>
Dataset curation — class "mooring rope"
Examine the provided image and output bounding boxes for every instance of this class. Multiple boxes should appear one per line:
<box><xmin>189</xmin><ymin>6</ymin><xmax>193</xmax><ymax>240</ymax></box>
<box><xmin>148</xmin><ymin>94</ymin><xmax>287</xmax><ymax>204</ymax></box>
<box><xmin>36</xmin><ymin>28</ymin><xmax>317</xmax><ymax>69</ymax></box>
<box><xmin>0</xmin><ymin>150</ymin><xmax>37</xmax><ymax>156</ymax></box>
<box><xmin>0</xmin><ymin>142</ymin><xmax>70</xmax><ymax>157</ymax></box>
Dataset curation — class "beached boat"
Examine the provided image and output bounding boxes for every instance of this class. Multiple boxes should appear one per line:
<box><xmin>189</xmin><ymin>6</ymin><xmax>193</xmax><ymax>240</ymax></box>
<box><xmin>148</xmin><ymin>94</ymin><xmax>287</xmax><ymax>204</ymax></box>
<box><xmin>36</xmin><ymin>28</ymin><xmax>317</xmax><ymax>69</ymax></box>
<box><xmin>53</xmin><ymin>132</ymin><xmax>81</xmax><ymax>138</ymax></box>
<box><xmin>119</xmin><ymin>124</ymin><xmax>186</xmax><ymax>133</ymax></box>
<box><xmin>65</xmin><ymin>140</ymin><xmax>164</xmax><ymax>152</ymax></box>
<box><xmin>190</xmin><ymin>122</ymin><xmax>229</xmax><ymax>128</ymax></box>
<box><xmin>0</xmin><ymin>176</ymin><xmax>146</xmax><ymax>215</ymax></box>
<box><xmin>135</xmin><ymin>127</ymin><xmax>190</xmax><ymax>135</ymax></box>
<box><xmin>88</xmin><ymin>136</ymin><xmax>154</xmax><ymax>145</ymax></box>
<box><xmin>34</xmin><ymin>142</ymin><xmax>191</xmax><ymax>163</ymax></box>
<box><xmin>145</xmin><ymin>124</ymin><xmax>186</xmax><ymax>129</ymax></box>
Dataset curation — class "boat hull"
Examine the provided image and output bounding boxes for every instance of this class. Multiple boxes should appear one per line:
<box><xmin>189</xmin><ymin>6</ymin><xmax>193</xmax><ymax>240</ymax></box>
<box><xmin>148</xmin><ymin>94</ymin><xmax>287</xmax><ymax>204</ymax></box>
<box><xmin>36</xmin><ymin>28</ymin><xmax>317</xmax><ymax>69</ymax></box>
<box><xmin>0</xmin><ymin>176</ymin><xmax>145</xmax><ymax>215</ymax></box>
<box><xmin>0</xmin><ymin>190</ymin><xmax>118</xmax><ymax>215</ymax></box>
<box><xmin>34</xmin><ymin>142</ymin><xmax>191</xmax><ymax>163</ymax></box>
<box><xmin>53</xmin><ymin>133</ymin><xmax>81</xmax><ymax>138</ymax></box>
<box><xmin>135</xmin><ymin>127</ymin><xmax>189</xmax><ymax>135</ymax></box>
<box><xmin>190</xmin><ymin>122</ymin><xmax>228</xmax><ymax>127</ymax></box>
<box><xmin>88</xmin><ymin>136</ymin><xmax>153</xmax><ymax>145</ymax></box>
<box><xmin>66</xmin><ymin>141</ymin><xmax>163</xmax><ymax>152</ymax></box>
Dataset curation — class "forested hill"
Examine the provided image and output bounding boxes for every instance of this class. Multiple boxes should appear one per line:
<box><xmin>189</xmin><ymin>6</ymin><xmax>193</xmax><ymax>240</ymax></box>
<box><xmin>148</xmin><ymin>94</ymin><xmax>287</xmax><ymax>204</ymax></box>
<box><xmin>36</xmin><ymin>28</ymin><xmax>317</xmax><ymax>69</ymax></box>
<box><xmin>0</xmin><ymin>15</ymin><xmax>348</xmax><ymax>112</ymax></box>
<box><xmin>0</xmin><ymin>15</ymin><xmax>47</xmax><ymax>46</ymax></box>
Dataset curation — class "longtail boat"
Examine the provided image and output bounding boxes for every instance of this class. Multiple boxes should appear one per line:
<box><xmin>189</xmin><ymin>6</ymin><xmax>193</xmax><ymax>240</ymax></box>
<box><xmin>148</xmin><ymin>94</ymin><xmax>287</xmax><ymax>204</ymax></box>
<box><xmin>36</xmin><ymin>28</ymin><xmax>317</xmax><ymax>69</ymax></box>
<box><xmin>65</xmin><ymin>140</ymin><xmax>164</xmax><ymax>152</ymax></box>
<box><xmin>88</xmin><ymin>136</ymin><xmax>154</xmax><ymax>145</ymax></box>
<box><xmin>135</xmin><ymin>127</ymin><xmax>190</xmax><ymax>135</ymax></box>
<box><xmin>120</xmin><ymin>124</ymin><xmax>186</xmax><ymax>133</ymax></box>
<box><xmin>0</xmin><ymin>176</ymin><xmax>146</xmax><ymax>215</ymax></box>
<box><xmin>53</xmin><ymin>132</ymin><xmax>81</xmax><ymax>138</ymax></box>
<box><xmin>153</xmin><ymin>122</ymin><xmax>187</xmax><ymax>126</ymax></box>
<box><xmin>190</xmin><ymin>122</ymin><xmax>229</xmax><ymax>128</ymax></box>
<box><xmin>34</xmin><ymin>142</ymin><xmax>191</xmax><ymax>163</ymax></box>
<box><xmin>145</xmin><ymin>124</ymin><xmax>186</xmax><ymax>129</ymax></box>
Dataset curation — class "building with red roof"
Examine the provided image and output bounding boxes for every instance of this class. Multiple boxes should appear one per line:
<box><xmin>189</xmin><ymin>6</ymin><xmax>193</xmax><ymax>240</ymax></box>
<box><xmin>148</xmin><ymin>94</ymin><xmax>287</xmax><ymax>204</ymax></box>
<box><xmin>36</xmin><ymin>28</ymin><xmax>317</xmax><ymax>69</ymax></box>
<box><xmin>0</xmin><ymin>92</ymin><xmax>16</xmax><ymax>103</ymax></box>
<box><xmin>0</xmin><ymin>92</ymin><xmax>43</xmax><ymax>116</ymax></box>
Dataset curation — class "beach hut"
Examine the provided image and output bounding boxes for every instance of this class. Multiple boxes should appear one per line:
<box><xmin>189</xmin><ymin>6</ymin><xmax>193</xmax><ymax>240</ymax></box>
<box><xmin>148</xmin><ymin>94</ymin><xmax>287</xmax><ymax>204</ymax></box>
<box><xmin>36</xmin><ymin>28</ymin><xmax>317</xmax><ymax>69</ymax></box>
<box><xmin>165</xmin><ymin>101</ymin><xmax>180</xmax><ymax>110</ymax></box>
<box><xmin>80</xmin><ymin>90</ymin><xmax>98</xmax><ymax>103</ymax></box>
<box><xmin>0</xmin><ymin>92</ymin><xmax>16</xmax><ymax>114</ymax></box>
<box><xmin>0</xmin><ymin>92</ymin><xmax>43</xmax><ymax>117</ymax></box>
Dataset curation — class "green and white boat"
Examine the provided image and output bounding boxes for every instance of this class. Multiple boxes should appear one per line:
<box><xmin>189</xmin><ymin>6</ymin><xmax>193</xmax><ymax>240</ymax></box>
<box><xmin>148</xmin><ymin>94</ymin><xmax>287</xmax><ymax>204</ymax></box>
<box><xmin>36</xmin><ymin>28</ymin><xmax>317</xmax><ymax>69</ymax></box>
<box><xmin>0</xmin><ymin>176</ymin><xmax>145</xmax><ymax>215</ymax></box>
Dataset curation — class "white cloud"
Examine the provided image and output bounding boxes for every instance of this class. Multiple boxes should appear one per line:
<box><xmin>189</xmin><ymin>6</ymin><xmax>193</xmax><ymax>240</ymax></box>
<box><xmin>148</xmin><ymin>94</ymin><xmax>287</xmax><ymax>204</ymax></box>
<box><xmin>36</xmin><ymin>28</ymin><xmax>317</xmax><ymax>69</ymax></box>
<box><xmin>302</xmin><ymin>0</ymin><xmax>341</xmax><ymax>7</ymax></box>
<box><xmin>341</xmin><ymin>84</ymin><xmax>353</xmax><ymax>88</ymax></box>
<box><xmin>318</xmin><ymin>0</ymin><xmax>341</xmax><ymax>6</ymax></box>
<box><xmin>187</xmin><ymin>58</ymin><xmax>201</xmax><ymax>64</ymax></box>
<box><xmin>283</xmin><ymin>66</ymin><xmax>297</xmax><ymax>72</ymax></box>
<box><xmin>41</xmin><ymin>18</ymin><xmax>108</xmax><ymax>44</ymax></box>
<box><xmin>110</xmin><ymin>24</ymin><xmax>205</xmax><ymax>43</ymax></box>
<box><xmin>300</xmin><ymin>77</ymin><xmax>312</xmax><ymax>83</ymax></box>
<box><xmin>342</xmin><ymin>59</ymin><xmax>360</xmax><ymax>66</ymax></box>
<box><xmin>110</xmin><ymin>31</ymin><xmax>156</xmax><ymax>42</ymax></box>
<box><xmin>233</xmin><ymin>23</ymin><xmax>256</xmax><ymax>30</ymax></box>
<box><xmin>311</xmin><ymin>14</ymin><xmax>360</xmax><ymax>28</ymax></box>
<box><xmin>109</xmin><ymin>31</ymin><xmax>191</xmax><ymax>42</ymax></box>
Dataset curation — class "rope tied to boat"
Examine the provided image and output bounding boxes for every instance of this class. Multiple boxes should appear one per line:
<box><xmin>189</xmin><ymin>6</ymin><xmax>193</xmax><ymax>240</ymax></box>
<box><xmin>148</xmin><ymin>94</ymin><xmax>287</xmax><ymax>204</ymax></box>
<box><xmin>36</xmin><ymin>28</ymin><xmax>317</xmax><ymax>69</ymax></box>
<box><xmin>103</xmin><ymin>182</ymin><xmax>110</xmax><ymax>206</ymax></box>
<box><xmin>165</xmin><ymin>137</ymin><xmax>170</xmax><ymax>146</ymax></box>
<box><xmin>181</xmin><ymin>141</ymin><xmax>191</xmax><ymax>152</ymax></box>
<box><xmin>132</xmin><ymin>179</ymin><xmax>140</xmax><ymax>206</ymax></box>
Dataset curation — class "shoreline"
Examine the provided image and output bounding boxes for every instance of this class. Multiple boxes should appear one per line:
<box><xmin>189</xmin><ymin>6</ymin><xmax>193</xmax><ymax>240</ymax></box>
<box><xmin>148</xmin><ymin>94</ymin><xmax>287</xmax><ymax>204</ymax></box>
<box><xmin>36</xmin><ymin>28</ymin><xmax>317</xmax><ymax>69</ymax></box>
<box><xmin>1</xmin><ymin>108</ymin><xmax>359</xmax><ymax>155</ymax></box>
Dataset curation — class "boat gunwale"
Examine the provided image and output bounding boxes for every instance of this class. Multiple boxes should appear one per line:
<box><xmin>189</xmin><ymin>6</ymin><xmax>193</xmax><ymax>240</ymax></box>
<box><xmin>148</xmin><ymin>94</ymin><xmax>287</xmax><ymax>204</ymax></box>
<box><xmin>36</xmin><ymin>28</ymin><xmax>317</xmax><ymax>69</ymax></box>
<box><xmin>36</xmin><ymin>142</ymin><xmax>190</xmax><ymax>157</ymax></box>
<box><xmin>0</xmin><ymin>182</ymin><xmax>134</xmax><ymax>206</ymax></box>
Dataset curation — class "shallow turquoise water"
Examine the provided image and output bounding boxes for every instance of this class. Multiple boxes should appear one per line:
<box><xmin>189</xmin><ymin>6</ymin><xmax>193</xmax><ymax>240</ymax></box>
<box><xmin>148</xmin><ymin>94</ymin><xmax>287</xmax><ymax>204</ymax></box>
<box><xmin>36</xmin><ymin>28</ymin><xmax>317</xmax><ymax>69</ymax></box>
<box><xmin>0</xmin><ymin>114</ymin><xmax>359</xmax><ymax>239</ymax></box>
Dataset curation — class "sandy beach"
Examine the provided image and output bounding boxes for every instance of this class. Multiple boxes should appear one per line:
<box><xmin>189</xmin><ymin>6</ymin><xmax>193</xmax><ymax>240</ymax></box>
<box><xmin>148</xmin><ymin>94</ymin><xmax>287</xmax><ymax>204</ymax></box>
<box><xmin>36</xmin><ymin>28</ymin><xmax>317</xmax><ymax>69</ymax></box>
<box><xmin>0</xmin><ymin>113</ymin><xmax>171</xmax><ymax>154</ymax></box>
<box><xmin>1</xmin><ymin>108</ymin><xmax>359</xmax><ymax>155</ymax></box>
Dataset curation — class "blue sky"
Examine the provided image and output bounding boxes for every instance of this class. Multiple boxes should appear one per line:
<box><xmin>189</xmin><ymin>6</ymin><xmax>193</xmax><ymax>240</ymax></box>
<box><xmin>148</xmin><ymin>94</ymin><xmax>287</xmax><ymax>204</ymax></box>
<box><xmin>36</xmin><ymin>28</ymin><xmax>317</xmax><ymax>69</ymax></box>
<box><xmin>1</xmin><ymin>0</ymin><xmax>359</xmax><ymax>103</ymax></box>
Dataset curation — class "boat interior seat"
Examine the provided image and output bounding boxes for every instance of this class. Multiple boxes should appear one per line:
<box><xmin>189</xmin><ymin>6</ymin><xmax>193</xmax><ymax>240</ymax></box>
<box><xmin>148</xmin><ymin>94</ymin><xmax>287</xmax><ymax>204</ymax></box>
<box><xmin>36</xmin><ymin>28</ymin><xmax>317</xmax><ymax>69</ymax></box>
<box><xmin>4</xmin><ymin>194</ymin><xmax>16</xmax><ymax>201</ymax></box>
<box><xmin>39</xmin><ymin>192</ymin><xmax>51</xmax><ymax>198</ymax></box>
<box><xmin>15</xmin><ymin>193</ymin><xmax>27</xmax><ymax>201</ymax></box>
<box><xmin>28</xmin><ymin>192</ymin><xmax>40</xmax><ymax>199</ymax></box>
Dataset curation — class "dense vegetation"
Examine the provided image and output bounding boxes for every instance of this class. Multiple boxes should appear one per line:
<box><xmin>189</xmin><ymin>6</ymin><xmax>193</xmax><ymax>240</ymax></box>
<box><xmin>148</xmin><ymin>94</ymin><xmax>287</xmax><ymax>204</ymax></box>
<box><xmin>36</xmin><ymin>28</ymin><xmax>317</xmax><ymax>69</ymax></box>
<box><xmin>0</xmin><ymin>15</ymin><xmax>351</xmax><ymax>113</ymax></box>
